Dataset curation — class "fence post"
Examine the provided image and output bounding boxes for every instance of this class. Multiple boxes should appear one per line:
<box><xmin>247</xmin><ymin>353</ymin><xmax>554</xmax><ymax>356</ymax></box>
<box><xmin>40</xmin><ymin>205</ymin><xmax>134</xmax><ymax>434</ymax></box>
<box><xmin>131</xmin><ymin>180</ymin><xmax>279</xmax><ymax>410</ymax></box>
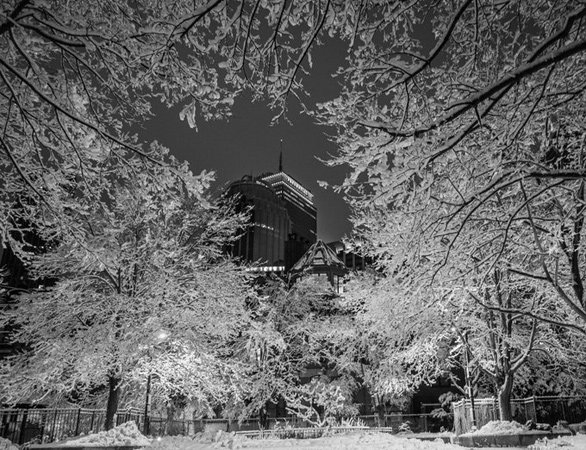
<box><xmin>39</xmin><ymin>410</ymin><xmax>45</xmax><ymax>444</ymax></box>
<box><xmin>493</xmin><ymin>398</ymin><xmax>499</xmax><ymax>422</ymax></box>
<box><xmin>74</xmin><ymin>409</ymin><xmax>81</xmax><ymax>436</ymax></box>
<box><xmin>50</xmin><ymin>409</ymin><xmax>58</xmax><ymax>442</ymax></box>
<box><xmin>18</xmin><ymin>410</ymin><xmax>28</xmax><ymax>445</ymax></box>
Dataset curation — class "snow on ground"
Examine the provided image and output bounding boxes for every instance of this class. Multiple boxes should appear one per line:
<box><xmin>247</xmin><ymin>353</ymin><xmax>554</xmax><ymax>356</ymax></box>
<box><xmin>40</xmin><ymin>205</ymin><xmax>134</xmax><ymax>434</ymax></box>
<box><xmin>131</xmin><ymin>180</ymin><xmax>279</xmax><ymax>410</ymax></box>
<box><xmin>44</xmin><ymin>421</ymin><xmax>586</xmax><ymax>450</ymax></box>
<box><xmin>62</xmin><ymin>421</ymin><xmax>151</xmax><ymax>447</ymax></box>
<box><xmin>144</xmin><ymin>430</ymin><xmax>461</xmax><ymax>450</ymax></box>
<box><xmin>528</xmin><ymin>434</ymin><xmax>586</xmax><ymax>449</ymax></box>
<box><xmin>143</xmin><ymin>429</ymin><xmax>586</xmax><ymax>450</ymax></box>
<box><xmin>0</xmin><ymin>437</ymin><xmax>18</xmax><ymax>450</ymax></box>
<box><xmin>465</xmin><ymin>420</ymin><xmax>527</xmax><ymax>435</ymax></box>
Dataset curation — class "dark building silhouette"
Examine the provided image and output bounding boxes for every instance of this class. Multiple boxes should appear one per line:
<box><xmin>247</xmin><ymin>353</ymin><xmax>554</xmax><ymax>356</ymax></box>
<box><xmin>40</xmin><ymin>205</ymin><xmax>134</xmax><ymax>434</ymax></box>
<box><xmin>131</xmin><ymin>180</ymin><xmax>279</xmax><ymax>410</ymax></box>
<box><xmin>227</xmin><ymin>153</ymin><xmax>317</xmax><ymax>272</ymax></box>
<box><xmin>227</xmin><ymin>177</ymin><xmax>290</xmax><ymax>271</ymax></box>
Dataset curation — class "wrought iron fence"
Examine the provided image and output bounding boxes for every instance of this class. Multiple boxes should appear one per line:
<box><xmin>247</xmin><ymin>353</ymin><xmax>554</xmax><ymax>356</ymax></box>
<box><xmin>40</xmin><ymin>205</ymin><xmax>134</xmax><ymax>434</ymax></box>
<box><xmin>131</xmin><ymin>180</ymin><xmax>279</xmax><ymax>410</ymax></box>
<box><xmin>452</xmin><ymin>396</ymin><xmax>586</xmax><ymax>435</ymax></box>
<box><xmin>140</xmin><ymin>413</ymin><xmax>447</xmax><ymax>436</ymax></box>
<box><xmin>237</xmin><ymin>426</ymin><xmax>370</xmax><ymax>440</ymax></box>
<box><xmin>514</xmin><ymin>396</ymin><xmax>586</xmax><ymax>425</ymax></box>
<box><xmin>0</xmin><ymin>407</ymin><xmax>142</xmax><ymax>445</ymax></box>
<box><xmin>4</xmin><ymin>398</ymin><xmax>580</xmax><ymax>444</ymax></box>
<box><xmin>0</xmin><ymin>407</ymin><xmax>450</xmax><ymax>445</ymax></box>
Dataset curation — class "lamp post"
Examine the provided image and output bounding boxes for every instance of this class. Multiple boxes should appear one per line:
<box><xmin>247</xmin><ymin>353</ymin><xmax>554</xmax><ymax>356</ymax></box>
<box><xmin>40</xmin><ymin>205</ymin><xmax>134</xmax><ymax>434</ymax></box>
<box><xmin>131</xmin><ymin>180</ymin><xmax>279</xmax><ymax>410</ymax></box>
<box><xmin>452</xmin><ymin>326</ymin><xmax>476</xmax><ymax>429</ymax></box>
<box><xmin>144</xmin><ymin>373</ymin><xmax>152</xmax><ymax>435</ymax></box>
<box><xmin>143</xmin><ymin>330</ymin><xmax>169</xmax><ymax>435</ymax></box>
<box><xmin>462</xmin><ymin>333</ymin><xmax>477</xmax><ymax>429</ymax></box>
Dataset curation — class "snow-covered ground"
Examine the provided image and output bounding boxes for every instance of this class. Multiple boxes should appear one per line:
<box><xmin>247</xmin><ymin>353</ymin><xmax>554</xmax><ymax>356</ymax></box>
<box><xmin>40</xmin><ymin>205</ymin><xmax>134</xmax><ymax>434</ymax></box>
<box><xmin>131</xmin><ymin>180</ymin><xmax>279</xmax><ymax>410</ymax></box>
<box><xmin>527</xmin><ymin>434</ymin><xmax>586</xmax><ymax>449</ymax></box>
<box><xmin>0</xmin><ymin>437</ymin><xmax>18</xmax><ymax>450</ymax></box>
<box><xmin>17</xmin><ymin>420</ymin><xmax>584</xmax><ymax>450</ymax></box>
<box><xmin>147</xmin><ymin>431</ymin><xmax>459</xmax><ymax>450</ymax></box>
<box><xmin>143</xmin><ymin>432</ymin><xmax>586</xmax><ymax>450</ymax></box>
<box><xmin>62</xmin><ymin>421</ymin><xmax>151</xmax><ymax>447</ymax></box>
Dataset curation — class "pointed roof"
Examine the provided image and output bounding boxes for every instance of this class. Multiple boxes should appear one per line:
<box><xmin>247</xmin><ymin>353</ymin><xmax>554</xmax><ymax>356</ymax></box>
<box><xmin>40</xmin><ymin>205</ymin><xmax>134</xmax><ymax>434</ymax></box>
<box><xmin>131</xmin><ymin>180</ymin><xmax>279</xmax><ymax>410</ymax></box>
<box><xmin>290</xmin><ymin>240</ymin><xmax>347</xmax><ymax>276</ymax></box>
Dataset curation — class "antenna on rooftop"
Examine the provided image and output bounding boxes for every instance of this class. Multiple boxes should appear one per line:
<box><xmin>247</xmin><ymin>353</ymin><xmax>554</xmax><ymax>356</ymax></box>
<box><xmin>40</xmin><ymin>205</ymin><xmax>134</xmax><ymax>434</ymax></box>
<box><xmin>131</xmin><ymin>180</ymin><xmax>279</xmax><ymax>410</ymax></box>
<box><xmin>279</xmin><ymin>139</ymin><xmax>284</xmax><ymax>172</ymax></box>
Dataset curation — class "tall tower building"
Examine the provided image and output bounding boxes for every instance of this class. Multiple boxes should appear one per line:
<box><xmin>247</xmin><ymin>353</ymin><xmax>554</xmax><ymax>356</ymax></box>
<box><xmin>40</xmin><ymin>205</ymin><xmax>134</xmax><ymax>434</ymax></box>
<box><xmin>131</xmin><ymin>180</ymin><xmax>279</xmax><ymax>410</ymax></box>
<box><xmin>260</xmin><ymin>153</ymin><xmax>317</xmax><ymax>270</ymax></box>
<box><xmin>227</xmin><ymin>177</ymin><xmax>290</xmax><ymax>271</ymax></box>
<box><xmin>227</xmin><ymin>152</ymin><xmax>317</xmax><ymax>272</ymax></box>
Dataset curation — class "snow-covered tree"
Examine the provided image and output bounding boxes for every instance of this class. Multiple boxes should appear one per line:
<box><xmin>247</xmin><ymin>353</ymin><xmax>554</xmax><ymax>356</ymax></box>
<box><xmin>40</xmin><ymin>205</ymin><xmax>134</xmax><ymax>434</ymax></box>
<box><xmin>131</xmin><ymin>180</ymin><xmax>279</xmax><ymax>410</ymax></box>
<box><xmin>0</xmin><ymin>0</ymin><xmax>586</xmax><ymax>229</ymax></box>
<box><xmin>239</xmin><ymin>275</ymin><xmax>362</xmax><ymax>426</ymax></box>
<box><xmin>324</xmin><ymin>103</ymin><xmax>586</xmax><ymax>416</ymax></box>
<box><xmin>131</xmin><ymin>339</ymin><xmax>250</xmax><ymax>429</ymax></box>
<box><xmin>4</xmin><ymin>0</ymin><xmax>586</xmax><ymax>425</ymax></box>
<box><xmin>308</xmin><ymin>0</ymin><xmax>586</xmax><ymax>421</ymax></box>
<box><xmin>1</xmin><ymin>0</ymin><xmax>353</xmax><ymax>242</ymax></box>
<box><xmin>316</xmin><ymin>1</ymin><xmax>586</xmax><ymax>330</ymax></box>
<box><xmin>341</xmin><ymin>272</ymin><xmax>453</xmax><ymax>408</ymax></box>
<box><xmin>343</xmin><ymin>259</ymin><xmax>584</xmax><ymax>421</ymax></box>
<box><xmin>4</xmin><ymin>0</ymin><xmax>585</xmax><ymax>217</ymax></box>
<box><xmin>6</xmin><ymin>0</ymin><xmax>584</xmax><ymax>258</ymax></box>
<box><xmin>0</xmin><ymin>153</ymin><xmax>251</xmax><ymax>429</ymax></box>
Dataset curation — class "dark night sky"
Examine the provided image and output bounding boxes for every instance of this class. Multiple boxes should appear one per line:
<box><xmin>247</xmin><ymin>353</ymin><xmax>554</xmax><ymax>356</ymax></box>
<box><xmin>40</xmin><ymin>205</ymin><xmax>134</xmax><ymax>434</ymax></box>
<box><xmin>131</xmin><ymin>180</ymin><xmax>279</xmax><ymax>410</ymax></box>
<box><xmin>140</xmin><ymin>43</ymin><xmax>352</xmax><ymax>243</ymax></box>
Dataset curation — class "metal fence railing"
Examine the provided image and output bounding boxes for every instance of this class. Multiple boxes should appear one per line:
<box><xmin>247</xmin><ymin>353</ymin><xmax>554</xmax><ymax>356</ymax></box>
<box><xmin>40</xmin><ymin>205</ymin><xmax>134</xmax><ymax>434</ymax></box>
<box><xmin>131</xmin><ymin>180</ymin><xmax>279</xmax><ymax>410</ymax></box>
<box><xmin>453</xmin><ymin>396</ymin><xmax>586</xmax><ymax>435</ymax></box>
<box><xmin>145</xmin><ymin>413</ymin><xmax>449</xmax><ymax>435</ymax></box>
<box><xmin>4</xmin><ymin>397</ymin><xmax>581</xmax><ymax>444</ymax></box>
<box><xmin>513</xmin><ymin>396</ymin><xmax>586</xmax><ymax>425</ymax></box>
<box><xmin>237</xmin><ymin>426</ymin><xmax>370</xmax><ymax>440</ymax></box>
<box><xmin>145</xmin><ymin>413</ymin><xmax>449</xmax><ymax>436</ymax></box>
<box><xmin>0</xmin><ymin>407</ymin><xmax>145</xmax><ymax>445</ymax></box>
<box><xmin>0</xmin><ymin>408</ymin><xmax>451</xmax><ymax>445</ymax></box>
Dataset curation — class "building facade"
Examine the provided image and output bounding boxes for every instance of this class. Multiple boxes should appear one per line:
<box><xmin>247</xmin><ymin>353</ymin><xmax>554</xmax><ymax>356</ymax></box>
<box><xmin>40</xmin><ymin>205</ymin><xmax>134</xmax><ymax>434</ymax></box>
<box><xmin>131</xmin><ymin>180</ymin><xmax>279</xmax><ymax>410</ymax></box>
<box><xmin>289</xmin><ymin>240</ymin><xmax>348</xmax><ymax>293</ymax></box>
<box><xmin>326</xmin><ymin>240</ymin><xmax>370</xmax><ymax>272</ymax></box>
<box><xmin>260</xmin><ymin>170</ymin><xmax>317</xmax><ymax>270</ymax></box>
<box><xmin>227</xmin><ymin>176</ymin><xmax>290</xmax><ymax>271</ymax></box>
<box><xmin>227</xmin><ymin>157</ymin><xmax>317</xmax><ymax>272</ymax></box>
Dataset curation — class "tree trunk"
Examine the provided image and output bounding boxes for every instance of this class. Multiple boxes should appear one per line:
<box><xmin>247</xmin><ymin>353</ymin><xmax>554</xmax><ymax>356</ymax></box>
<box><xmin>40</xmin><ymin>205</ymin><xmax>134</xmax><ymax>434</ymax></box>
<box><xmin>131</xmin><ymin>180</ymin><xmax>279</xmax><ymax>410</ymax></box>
<box><xmin>276</xmin><ymin>396</ymin><xmax>287</xmax><ymax>418</ymax></box>
<box><xmin>375</xmin><ymin>397</ymin><xmax>386</xmax><ymax>427</ymax></box>
<box><xmin>259</xmin><ymin>405</ymin><xmax>269</xmax><ymax>430</ymax></box>
<box><xmin>498</xmin><ymin>375</ymin><xmax>514</xmax><ymax>421</ymax></box>
<box><xmin>105</xmin><ymin>375</ymin><xmax>120</xmax><ymax>430</ymax></box>
<box><xmin>165</xmin><ymin>403</ymin><xmax>176</xmax><ymax>435</ymax></box>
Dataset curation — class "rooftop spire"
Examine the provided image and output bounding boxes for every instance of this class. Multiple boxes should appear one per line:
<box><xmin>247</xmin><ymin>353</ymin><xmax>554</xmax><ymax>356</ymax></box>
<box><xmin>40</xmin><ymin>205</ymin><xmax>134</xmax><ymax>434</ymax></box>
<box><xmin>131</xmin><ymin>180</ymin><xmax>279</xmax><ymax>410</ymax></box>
<box><xmin>279</xmin><ymin>139</ymin><xmax>283</xmax><ymax>172</ymax></box>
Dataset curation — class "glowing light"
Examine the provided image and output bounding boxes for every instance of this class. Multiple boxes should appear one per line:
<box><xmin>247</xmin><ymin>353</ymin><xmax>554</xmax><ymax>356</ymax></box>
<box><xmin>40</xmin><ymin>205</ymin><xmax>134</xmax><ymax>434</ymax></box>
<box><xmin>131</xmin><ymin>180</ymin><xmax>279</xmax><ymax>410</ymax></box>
<box><xmin>156</xmin><ymin>330</ymin><xmax>168</xmax><ymax>341</ymax></box>
<box><xmin>254</xmin><ymin>223</ymin><xmax>275</xmax><ymax>231</ymax></box>
<box><xmin>261</xmin><ymin>172</ymin><xmax>314</xmax><ymax>203</ymax></box>
<box><xmin>245</xmin><ymin>265</ymin><xmax>285</xmax><ymax>272</ymax></box>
